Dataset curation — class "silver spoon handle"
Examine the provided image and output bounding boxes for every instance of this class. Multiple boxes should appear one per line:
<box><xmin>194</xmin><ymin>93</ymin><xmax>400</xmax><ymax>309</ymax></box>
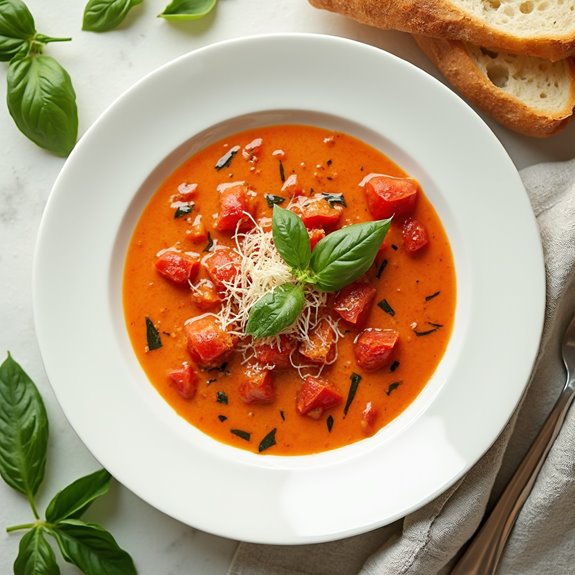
<box><xmin>451</xmin><ymin>387</ymin><xmax>575</xmax><ymax>575</ymax></box>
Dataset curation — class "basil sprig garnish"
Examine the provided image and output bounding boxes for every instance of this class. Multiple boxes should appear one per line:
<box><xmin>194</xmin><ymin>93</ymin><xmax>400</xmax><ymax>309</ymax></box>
<box><xmin>83</xmin><ymin>0</ymin><xmax>144</xmax><ymax>32</ymax></box>
<box><xmin>1</xmin><ymin>0</ymin><xmax>77</xmax><ymax>156</ymax></box>
<box><xmin>1</xmin><ymin>353</ymin><xmax>136</xmax><ymax>575</ymax></box>
<box><xmin>246</xmin><ymin>206</ymin><xmax>391</xmax><ymax>338</ymax></box>
<box><xmin>159</xmin><ymin>0</ymin><xmax>218</xmax><ymax>20</ymax></box>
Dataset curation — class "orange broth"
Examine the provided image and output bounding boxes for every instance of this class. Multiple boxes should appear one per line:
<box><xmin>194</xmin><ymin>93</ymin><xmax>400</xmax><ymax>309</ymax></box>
<box><xmin>123</xmin><ymin>124</ymin><xmax>456</xmax><ymax>455</ymax></box>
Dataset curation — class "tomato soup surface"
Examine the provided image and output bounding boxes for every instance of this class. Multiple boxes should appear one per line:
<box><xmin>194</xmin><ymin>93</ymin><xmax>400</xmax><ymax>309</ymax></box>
<box><xmin>123</xmin><ymin>124</ymin><xmax>456</xmax><ymax>456</ymax></box>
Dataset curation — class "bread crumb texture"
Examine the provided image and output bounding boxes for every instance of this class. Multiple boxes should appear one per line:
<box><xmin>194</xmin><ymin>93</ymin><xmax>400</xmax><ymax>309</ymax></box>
<box><xmin>468</xmin><ymin>44</ymin><xmax>574</xmax><ymax>110</ymax></box>
<box><xmin>453</xmin><ymin>0</ymin><xmax>575</xmax><ymax>35</ymax></box>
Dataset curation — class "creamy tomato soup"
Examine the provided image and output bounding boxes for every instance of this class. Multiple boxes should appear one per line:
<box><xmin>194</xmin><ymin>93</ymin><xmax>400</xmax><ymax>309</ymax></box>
<box><xmin>123</xmin><ymin>124</ymin><xmax>455</xmax><ymax>455</ymax></box>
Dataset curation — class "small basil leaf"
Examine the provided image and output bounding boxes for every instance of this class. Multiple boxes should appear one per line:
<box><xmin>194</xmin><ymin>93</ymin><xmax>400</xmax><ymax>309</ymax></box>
<box><xmin>0</xmin><ymin>353</ymin><xmax>48</xmax><ymax>498</ymax></box>
<box><xmin>272</xmin><ymin>206</ymin><xmax>311</xmax><ymax>272</ymax></box>
<box><xmin>246</xmin><ymin>283</ymin><xmax>304</xmax><ymax>338</ymax></box>
<box><xmin>82</xmin><ymin>0</ymin><xmax>144</xmax><ymax>32</ymax></box>
<box><xmin>310</xmin><ymin>218</ymin><xmax>391</xmax><ymax>291</ymax></box>
<box><xmin>49</xmin><ymin>520</ymin><xmax>136</xmax><ymax>575</ymax></box>
<box><xmin>0</xmin><ymin>0</ymin><xmax>36</xmax><ymax>62</ymax></box>
<box><xmin>7</xmin><ymin>54</ymin><xmax>78</xmax><ymax>157</ymax></box>
<box><xmin>159</xmin><ymin>0</ymin><xmax>217</xmax><ymax>20</ymax></box>
<box><xmin>14</xmin><ymin>527</ymin><xmax>60</xmax><ymax>575</ymax></box>
<box><xmin>45</xmin><ymin>469</ymin><xmax>112</xmax><ymax>523</ymax></box>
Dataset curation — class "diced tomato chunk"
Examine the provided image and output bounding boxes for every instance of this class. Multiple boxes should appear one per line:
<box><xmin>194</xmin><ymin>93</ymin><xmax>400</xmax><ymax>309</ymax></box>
<box><xmin>167</xmin><ymin>364</ymin><xmax>198</xmax><ymax>400</ymax></box>
<box><xmin>187</xmin><ymin>215</ymin><xmax>208</xmax><ymax>243</ymax></box>
<box><xmin>239</xmin><ymin>367</ymin><xmax>275</xmax><ymax>404</ymax></box>
<box><xmin>155</xmin><ymin>251</ymin><xmax>199</xmax><ymax>286</ymax></box>
<box><xmin>361</xmin><ymin>401</ymin><xmax>378</xmax><ymax>436</ymax></box>
<box><xmin>308</xmin><ymin>228</ymin><xmax>325</xmax><ymax>250</ymax></box>
<box><xmin>281</xmin><ymin>173</ymin><xmax>304</xmax><ymax>196</ymax></box>
<box><xmin>296</xmin><ymin>375</ymin><xmax>342</xmax><ymax>419</ymax></box>
<box><xmin>185</xmin><ymin>315</ymin><xmax>237</xmax><ymax>368</ymax></box>
<box><xmin>363</xmin><ymin>175</ymin><xmax>419</xmax><ymax>219</ymax></box>
<box><xmin>254</xmin><ymin>334</ymin><xmax>297</xmax><ymax>369</ymax></box>
<box><xmin>402</xmin><ymin>217</ymin><xmax>429</xmax><ymax>253</ymax></box>
<box><xmin>215</xmin><ymin>183</ymin><xmax>255</xmax><ymax>232</ymax></box>
<box><xmin>298</xmin><ymin>319</ymin><xmax>336</xmax><ymax>365</ymax></box>
<box><xmin>334</xmin><ymin>281</ymin><xmax>377</xmax><ymax>326</ymax></box>
<box><xmin>190</xmin><ymin>279</ymin><xmax>221</xmax><ymax>310</ymax></box>
<box><xmin>202</xmin><ymin>247</ymin><xmax>240</xmax><ymax>290</ymax></box>
<box><xmin>289</xmin><ymin>195</ymin><xmax>342</xmax><ymax>229</ymax></box>
<box><xmin>354</xmin><ymin>328</ymin><xmax>399</xmax><ymax>372</ymax></box>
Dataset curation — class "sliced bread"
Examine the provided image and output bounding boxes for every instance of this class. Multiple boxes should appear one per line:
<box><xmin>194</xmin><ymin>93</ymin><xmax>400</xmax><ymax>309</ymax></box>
<box><xmin>413</xmin><ymin>35</ymin><xmax>575</xmax><ymax>136</ymax></box>
<box><xmin>308</xmin><ymin>0</ymin><xmax>575</xmax><ymax>61</ymax></box>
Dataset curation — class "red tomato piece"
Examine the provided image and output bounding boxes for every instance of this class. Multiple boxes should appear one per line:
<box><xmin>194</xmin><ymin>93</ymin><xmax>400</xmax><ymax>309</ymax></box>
<box><xmin>215</xmin><ymin>183</ymin><xmax>255</xmax><ymax>232</ymax></box>
<box><xmin>308</xmin><ymin>228</ymin><xmax>325</xmax><ymax>250</ymax></box>
<box><xmin>298</xmin><ymin>319</ymin><xmax>336</xmax><ymax>365</ymax></box>
<box><xmin>167</xmin><ymin>365</ymin><xmax>198</xmax><ymax>400</ymax></box>
<box><xmin>363</xmin><ymin>175</ymin><xmax>419</xmax><ymax>219</ymax></box>
<box><xmin>190</xmin><ymin>279</ymin><xmax>221</xmax><ymax>310</ymax></box>
<box><xmin>333</xmin><ymin>281</ymin><xmax>377</xmax><ymax>326</ymax></box>
<box><xmin>155</xmin><ymin>251</ymin><xmax>199</xmax><ymax>286</ymax></box>
<box><xmin>239</xmin><ymin>368</ymin><xmax>275</xmax><ymax>404</ymax></box>
<box><xmin>185</xmin><ymin>315</ymin><xmax>237</xmax><ymax>368</ymax></box>
<box><xmin>202</xmin><ymin>247</ymin><xmax>240</xmax><ymax>290</ymax></box>
<box><xmin>296</xmin><ymin>375</ymin><xmax>342</xmax><ymax>419</ymax></box>
<box><xmin>187</xmin><ymin>215</ymin><xmax>208</xmax><ymax>243</ymax></box>
<box><xmin>360</xmin><ymin>401</ymin><xmax>378</xmax><ymax>436</ymax></box>
<box><xmin>254</xmin><ymin>334</ymin><xmax>297</xmax><ymax>369</ymax></box>
<box><xmin>402</xmin><ymin>217</ymin><xmax>429</xmax><ymax>253</ymax></box>
<box><xmin>281</xmin><ymin>173</ymin><xmax>304</xmax><ymax>197</ymax></box>
<box><xmin>354</xmin><ymin>328</ymin><xmax>399</xmax><ymax>372</ymax></box>
<box><xmin>289</xmin><ymin>195</ymin><xmax>343</xmax><ymax>229</ymax></box>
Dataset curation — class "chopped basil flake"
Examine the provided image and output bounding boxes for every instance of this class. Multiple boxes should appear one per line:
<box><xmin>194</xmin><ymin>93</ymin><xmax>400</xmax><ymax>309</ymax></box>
<box><xmin>203</xmin><ymin>231</ymin><xmax>214</xmax><ymax>253</ymax></box>
<box><xmin>377</xmin><ymin>298</ymin><xmax>395</xmax><ymax>317</ymax></box>
<box><xmin>414</xmin><ymin>322</ymin><xmax>443</xmax><ymax>336</ymax></box>
<box><xmin>343</xmin><ymin>373</ymin><xmax>361</xmax><ymax>416</ymax></box>
<box><xmin>386</xmin><ymin>381</ymin><xmax>401</xmax><ymax>396</ymax></box>
<box><xmin>326</xmin><ymin>415</ymin><xmax>334</xmax><ymax>432</ymax></box>
<box><xmin>390</xmin><ymin>360</ymin><xmax>400</xmax><ymax>373</ymax></box>
<box><xmin>279</xmin><ymin>159</ymin><xmax>285</xmax><ymax>182</ymax></box>
<box><xmin>265</xmin><ymin>194</ymin><xmax>286</xmax><ymax>208</ymax></box>
<box><xmin>391</xmin><ymin>244</ymin><xmax>399</xmax><ymax>251</ymax></box>
<box><xmin>425</xmin><ymin>291</ymin><xmax>441</xmax><ymax>301</ymax></box>
<box><xmin>218</xmin><ymin>415</ymin><xmax>227</xmax><ymax>422</ymax></box>
<box><xmin>215</xmin><ymin>145</ymin><xmax>240</xmax><ymax>170</ymax></box>
<box><xmin>258</xmin><ymin>428</ymin><xmax>277</xmax><ymax>453</ymax></box>
<box><xmin>376</xmin><ymin>259</ymin><xmax>388</xmax><ymax>279</ymax></box>
<box><xmin>280</xmin><ymin>410</ymin><xmax>285</xmax><ymax>421</ymax></box>
<box><xmin>174</xmin><ymin>203</ymin><xmax>193</xmax><ymax>218</ymax></box>
<box><xmin>145</xmin><ymin>317</ymin><xmax>162</xmax><ymax>351</ymax></box>
<box><xmin>231</xmin><ymin>429</ymin><xmax>251</xmax><ymax>441</ymax></box>
<box><xmin>216</xmin><ymin>391</ymin><xmax>228</xmax><ymax>404</ymax></box>
<box><xmin>321</xmin><ymin>192</ymin><xmax>346</xmax><ymax>208</ymax></box>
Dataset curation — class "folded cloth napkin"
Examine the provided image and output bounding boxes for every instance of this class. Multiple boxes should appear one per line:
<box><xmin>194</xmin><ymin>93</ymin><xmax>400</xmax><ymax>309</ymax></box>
<box><xmin>228</xmin><ymin>158</ymin><xmax>575</xmax><ymax>575</ymax></box>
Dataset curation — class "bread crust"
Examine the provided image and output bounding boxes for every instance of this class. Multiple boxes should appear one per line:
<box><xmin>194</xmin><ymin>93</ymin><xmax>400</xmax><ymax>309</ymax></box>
<box><xmin>413</xmin><ymin>35</ymin><xmax>575</xmax><ymax>137</ymax></box>
<box><xmin>309</xmin><ymin>0</ymin><xmax>575</xmax><ymax>61</ymax></box>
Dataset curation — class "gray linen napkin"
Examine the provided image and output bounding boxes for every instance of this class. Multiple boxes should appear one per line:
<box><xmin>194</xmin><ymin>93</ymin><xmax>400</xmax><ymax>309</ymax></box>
<box><xmin>228</xmin><ymin>158</ymin><xmax>575</xmax><ymax>575</ymax></box>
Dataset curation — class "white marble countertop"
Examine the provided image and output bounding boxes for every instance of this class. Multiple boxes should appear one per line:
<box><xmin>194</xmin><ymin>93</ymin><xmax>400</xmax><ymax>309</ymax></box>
<box><xmin>0</xmin><ymin>1</ymin><xmax>573</xmax><ymax>573</ymax></box>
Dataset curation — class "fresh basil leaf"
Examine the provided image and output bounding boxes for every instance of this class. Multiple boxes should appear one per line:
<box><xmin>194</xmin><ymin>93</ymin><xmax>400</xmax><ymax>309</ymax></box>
<box><xmin>310</xmin><ymin>218</ymin><xmax>391</xmax><ymax>291</ymax></box>
<box><xmin>7</xmin><ymin>54</ymin><xmax>78</xmax><ymax>157</ymax></box>
<box><xmin>14</xmin><ymin>527</ymin><xmax>60</xmax><ymax>575</ymax></box>
<box><xmin>159</xmin><ymin>0</ymin><xmax>217</xmax><ymax>20</ymax></box>
<box><xmin>246</xmin><ymin>283</ymin><xmax>305</xmax><ymax>338</ymax></box>
<box><xmin>45</xmin><ymin>469</ymin><xmax>112</xmax><ymax>523</ymax></box>
<box><xmin>272</xmin><ymin>206</ymin><xmax>311</xmax><ymax>273</ymax></box>
<box><xmin>82</xmin><ymin>0</ymin><xmax>144</xmax><ymax>32</ymax></box>
<box><xmin>0</xmin><ymin>353</ymin><xmax>48</xmax><ymax>499</ymax></box>
<box><xmin>50</xmin><ymin>520</ymin><xmax>136</xmax><ymax>575</ymax></box>
<box><xmin>0</xmin><ymin>0</ymin><xmax>36</xmax><ymax>62</ymax></box>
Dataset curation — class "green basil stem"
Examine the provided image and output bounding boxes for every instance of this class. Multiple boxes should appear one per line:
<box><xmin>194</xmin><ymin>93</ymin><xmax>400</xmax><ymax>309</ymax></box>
<box><xmin>6</xmin><ymin>521</ymin><xmax>37</xmax><ymax>533</ymax></box>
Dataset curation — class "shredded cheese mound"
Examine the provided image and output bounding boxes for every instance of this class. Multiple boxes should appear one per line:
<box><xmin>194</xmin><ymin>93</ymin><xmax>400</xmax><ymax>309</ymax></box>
<box><xmin>214</xmin><ymin>215</ymin><xmax>342</xmax><ymax>375</ymax></box>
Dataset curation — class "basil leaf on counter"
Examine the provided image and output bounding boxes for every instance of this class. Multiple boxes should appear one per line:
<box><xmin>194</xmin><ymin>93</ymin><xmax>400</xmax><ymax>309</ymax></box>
<box><xmin>272</xmin><ymin>205</ymin><xmax>311</xmax><ymax>274</ymax></box>
<box><xmin>50</xmin><ymin>520</ymin><xmax>137</xmax><ymax>575</ymax></box>
<box><xmin>0</xmin><ymin>0</ymin><xmax>36</xmax><ymax>61</ymax></box>
<box><xmin>7</xmin><ymin>54</ymin><xmax>78</xmax><ymax>157</ymax></box>
<box><xmin>310</xmin><ymin>218</ymin><xmax>391</xmax><ymax>291</ymax></box>
<box><xmin>45</xmin><ymin>469</ymin><xmax>112</xmax><ymax>523</ymax></box>
<box><xmin>246</xmin><ymin>283</ymin><xmax>305</xmax><ymax>338</ymax></box>
<box><xmin>0</xmin><ymin>353</ymin><xmax>48</xmax><ymax>503</ymax></box>
<box><xmin>159</xmin><ymin>0</ymin><xmax>217</xmax><ymax>20</ymax></box>
<box><xmin>14</xmin><ymin>527</ymin><xmax>60</xmax><ymax>575</ymax></box>
<box><xmin>83</xmin><ymin>0</ymin><xmax>144</xmax><ymax>32</ymax></box>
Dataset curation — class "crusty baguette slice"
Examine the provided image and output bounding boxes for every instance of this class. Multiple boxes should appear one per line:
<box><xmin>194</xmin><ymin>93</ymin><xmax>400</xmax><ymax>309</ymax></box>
<box><xmin>413</xmin><ymin>35</ymin><xmax>575</xmax><ymax>136</ymax></box>
<box><xmin>308</xmin><ymin>0</ymin><xmax>575</xmax><ymax>61</ymax></box>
